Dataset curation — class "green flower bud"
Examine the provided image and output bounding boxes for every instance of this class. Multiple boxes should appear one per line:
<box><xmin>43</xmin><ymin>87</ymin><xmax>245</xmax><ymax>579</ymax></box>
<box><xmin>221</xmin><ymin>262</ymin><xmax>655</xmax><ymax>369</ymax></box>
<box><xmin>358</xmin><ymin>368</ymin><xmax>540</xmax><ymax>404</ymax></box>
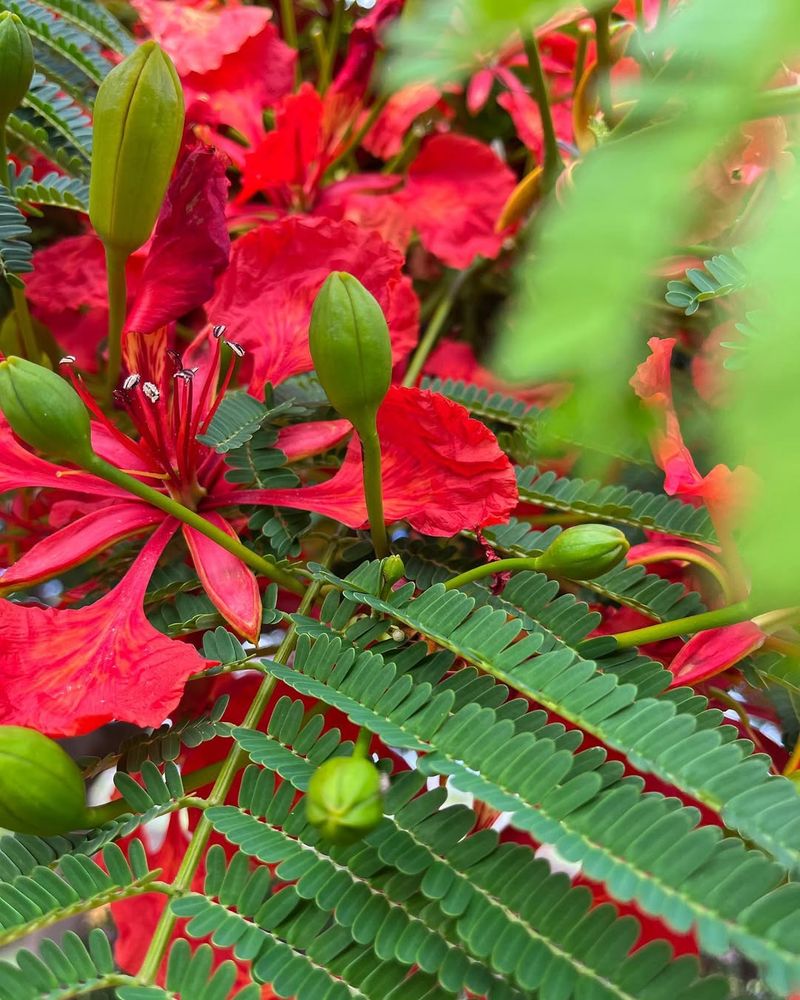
<box><xmin>0</xmin><ymin>727</ymin><xmax>88</xmax><ymax>835</ymax></box>
<box><xmin>0</xmin><ymin>356</ymin><xmax>94</xmax><ymax>465</ymax></box>
<box><xmin>536</xmin><ymin>524</ymin><xmax>629</xmax><ymax>580</ymax></box>
<box><xmin>0</xmin><ymin>13</ymin><xmax>34</xmax><ymax>123</ymax></box>
<box><xmin>306</xmin><ymin>756</ymin><xmax>384</xmax><ymax>845</ymax></box>
<box><xmin>382</xmin><ymin>554</ymin><xmax>406</xmax><ymax>589</ymax></box>
<box><xmin>309</xmin><ymin>272</ymin><xmax>392</xmax><ymax>437</ymax></box>
<box><xmin>89</xmin><ymin>41</ymin><xmax>184</xmax><ymax>255</ymax></box>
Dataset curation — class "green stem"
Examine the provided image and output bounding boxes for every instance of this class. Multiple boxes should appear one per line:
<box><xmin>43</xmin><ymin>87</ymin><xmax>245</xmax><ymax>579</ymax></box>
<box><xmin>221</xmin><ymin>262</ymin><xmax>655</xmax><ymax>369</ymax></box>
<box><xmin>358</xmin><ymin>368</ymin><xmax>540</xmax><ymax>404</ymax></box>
<box><xmin>138</xmin><ymin>563</ymin><xmax>329</xmax><ymax>984</ymax></box>
<box><xmin>320</xmin><ymin>0</ymin><xmax>346</xmax><ymax>93</ymax></box>
<box><xmin>751</xmin><ymin>84</ymin><xmax>800</xmax><ymax>119</ymax></box>
<box><xmin>82</xmin><ymin>759</ymin><xmax>227</xmax><ymax>828</ymax></box>
<box><xmin>573</xmin><ymin>26</ymin><xmax>590</xmax><ymax>90</ymax></box>
<box><xmin>522</xmin><ymin>33</ymin><xmax>563</xmax><ymax>190</ymax></box>
<box><xmin>445</xmin><ymin>556</ymin><xmax>540</xmax><ymax>591</ymax></box>
<box><xmin>104</xmin><ymin>244</ymin><xmax>128</xmax><ymax>403</ymax></box>
<box><xmin>628</xmin><ymin>549</ymin><xmax>733</xmax><ymax>602</ymax></box>
<box><xmin>279</xmin><ymin>0</ymin><xmax>298</xmax><ymax>49</ymax></box>
<box><xmin>593</xmin><ymin>5</ymin><xmax>615</xmax><ymax>124</ymax></box>
<box><xmin>607</xmin><ymin>600</ymin><xmax>752</xmax><ymax>649</ymax></box>
<box><xmin>353</xmin><ymin>728</ymin><xmax>371</xmax><ymax>759</ymax></box>
<box><xmin>402</xmin><ymin>267</ymin><xmax>472</xmax><ymax>387</ymax></box>
<box><xmin>360</xmin><ymin>423</ymin><xmax>389</xmax><ymax>559</ymax></box>
<box><xmin>0</xmin><ymin>132</ymin><xmax>39</xmax><ymax>362</ymax></box>
<box><xmin>86</xmin><ymin>455</ymin><xmax>305</xmax><ymax>595</ymax></box>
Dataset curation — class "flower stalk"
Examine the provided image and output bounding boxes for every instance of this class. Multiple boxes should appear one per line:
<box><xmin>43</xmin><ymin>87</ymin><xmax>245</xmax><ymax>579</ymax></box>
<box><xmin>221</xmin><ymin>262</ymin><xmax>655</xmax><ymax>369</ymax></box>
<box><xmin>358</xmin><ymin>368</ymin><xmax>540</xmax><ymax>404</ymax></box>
<box><xmin>606</xmin><ymin>601</ymin><xmax>753</xmax><ymax>649</ymax></box>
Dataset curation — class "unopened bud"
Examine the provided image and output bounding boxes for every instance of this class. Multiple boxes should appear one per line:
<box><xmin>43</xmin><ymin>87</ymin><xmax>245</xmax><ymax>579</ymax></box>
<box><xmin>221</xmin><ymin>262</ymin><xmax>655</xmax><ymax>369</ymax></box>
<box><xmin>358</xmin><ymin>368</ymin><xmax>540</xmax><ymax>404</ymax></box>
<box><xmin>306</xmin><ymin>755</ymin><xmax>384</xmax><ymax>845</ymax></box>
<box><xmin>382</xmin><ymin>554</ymin><xmax>405</xmax><ymax>589</ymax></box>
<box><xmin>0</xmin><ymin>727</ymin><xmax>88</xmax><ymax>835</ymax></box>
<box><xmin>536</xmin><ymin>524</ymin><xmax>629</xmax><ymax>580</ymax></box>
<box><xmin>309</xmin><ymin>272</ymin><xmax>392</xmax><ymax>437</ymax></box>
<box><xmin>89</xmin><ymin>41</ymin><xmax>184</xmax><ymax>255</ymax></box>
<box><xmin>0</xmin><ymin>13</ymin><xmax>34</xmax><ymax>122</ymax></box>
<box><xmin>0</xmin><ymin>356</ymin><xmax>95</xmax><ymax>465</ymax></box>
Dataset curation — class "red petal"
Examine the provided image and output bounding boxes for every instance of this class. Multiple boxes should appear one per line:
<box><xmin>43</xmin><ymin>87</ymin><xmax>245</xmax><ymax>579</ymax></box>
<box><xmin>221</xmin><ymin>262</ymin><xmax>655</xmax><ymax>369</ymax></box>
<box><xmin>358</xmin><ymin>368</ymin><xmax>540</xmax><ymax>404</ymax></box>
<box><xmin>26</xmin><ymin>236</ymin><xmax>145</xmax><ymax>372</ymax></box>
<box><xmin>0</xmin><ymin>502</ymin><xmax>161</xmax><ymax>590</ymax></box>
<box><xmin>182</xmin><ymin>23</ymin><xmax>296</xmax><ymax>145</ymax></box>
<box><xmin>0</xmin><ymin>522</ymin><xmax>207</xmax><ymax>736</ymax></box>
<box><xmin>131</xmin><ymin>0</ymin><xmax>272</xmax><ymax>76</ymax></box>
<box><xmin>668</xmin><ymin>623</ymin><xmax>766</xmax><ymax>687</ymax></box>
<box><xmin>363</xmin><ymin>83</ymin><xmax>446</xmax><ymax>159</ymax></box>
<box><xmin>0</xmin><ymin>421</ymin><xmax>125</xmax><ymax>497</ymax></box>
<box><xmin>277</xmin><ymin>419</ymin><xmax>351</xmax><ymax>461</ymax></box>
<box><xmin>205</xmin><ymin>216</ymin><xmax>419</xmax><ymax>393</ymax></box>
<box><xmin>316</xmin><ymin>173</ymin><xmax>413</xmax><ymax>250</ymax></box>
<box><xmin>182</xmin><ymin>514</ymin><xmax>261</xmax><ymax>641</ymax></box>
<box><xmin>401</xmin><ymin>134</ymin><xmax>517</xmax><ymax>267</ymax></box>
<box><xmin>234</xmin><ymin>386</ymin><xmax>518</xmax><ymax>536</ymax></box>
<box><xmin>238</xmin><ymin>84</ymin><xmax>324</xmax><ymax>202</ymax></box>
<box><xmin>126</xmin><ymin>144</ymin><xmax>230</xmax><ymax>335</ymax></box>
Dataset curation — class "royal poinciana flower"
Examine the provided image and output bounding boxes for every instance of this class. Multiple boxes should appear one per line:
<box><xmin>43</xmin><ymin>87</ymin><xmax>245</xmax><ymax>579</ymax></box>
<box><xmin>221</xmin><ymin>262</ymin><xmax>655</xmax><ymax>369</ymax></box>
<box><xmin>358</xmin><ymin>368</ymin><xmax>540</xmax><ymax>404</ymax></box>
<box><xmin>131</xmin><ymin>0</ymin><xmax>295</xmax><ymax>145</ymax></box>
<box><xmin>0</xmin><ymin>521</ymin><xmax>207</xmax><ymax>737</ymax></box>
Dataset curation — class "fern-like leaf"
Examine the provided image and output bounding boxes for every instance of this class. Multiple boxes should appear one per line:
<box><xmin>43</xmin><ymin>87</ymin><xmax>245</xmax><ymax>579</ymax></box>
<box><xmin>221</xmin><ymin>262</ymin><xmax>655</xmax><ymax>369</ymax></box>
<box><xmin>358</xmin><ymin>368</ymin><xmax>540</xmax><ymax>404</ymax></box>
<box><xmin>7</xmin><ymin>161</ymin><xmax>88</xmax><ymax>211</ymax></box>
<box><xmin>665</xmin><ymin>250</ymin><xmax>747</xmax><ymax>315</ymax></box>
<box><xmin>0</xmin><ymin>186</ymin><xmax>33</xmax><ymax>288</ymax></box>
<box><xmin>516</xmin><ymin>465</ymin><xmax>715</xmax><ymax>543</ymax></box>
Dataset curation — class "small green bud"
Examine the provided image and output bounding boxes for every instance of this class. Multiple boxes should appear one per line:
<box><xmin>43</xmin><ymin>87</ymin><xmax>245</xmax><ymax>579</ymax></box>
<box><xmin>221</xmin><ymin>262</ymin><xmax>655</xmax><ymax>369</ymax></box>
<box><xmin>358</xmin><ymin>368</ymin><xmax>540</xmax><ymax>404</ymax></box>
<box><xmin>381</xmin><ymin>554</ymin><xmax>405</xmax><ymax>589</ymax></box>
<box><xmin>0</xmin><ymin>727</ymin><xmax>88</xmax><ymax>835</ymax></box>
<box><xmin>89</xmin><ymin>41</ymin><xmax>184</xmax><ymax>255</ymax></box>
<box><xmin>0</xmin><ymin>356</ymin><xmax>94</xmax><ymax>465</ymax></box>
<box><xmin>536</xmin><ymin>524</ymin><xmax>629</xmax><ymax>580</ymax></box>
<box><xmin>0</xmin><ymin>13</ymin><xmax>34</xmax><ymax>122</ymax></box>
<box><xmin>306</xmin><ymin>756</ymin><xmax>384</xmax><ymax>845</ymax></box>
<box><xmin>309</xmin><ymin>272</ymin><xmax>392</xmax><ymax>437</ymax></box>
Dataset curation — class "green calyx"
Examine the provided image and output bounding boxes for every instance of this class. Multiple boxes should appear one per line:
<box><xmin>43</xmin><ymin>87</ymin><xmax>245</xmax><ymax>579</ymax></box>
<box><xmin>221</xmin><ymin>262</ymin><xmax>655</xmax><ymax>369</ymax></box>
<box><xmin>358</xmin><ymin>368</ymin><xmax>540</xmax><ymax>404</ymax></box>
<box><xmin>0</xmin><ymin>13</ymin><xmax>34</xmax><ymax>123</ymax></box>
<box><xmin>0</xmin><ymin>356</ymin><xmax>95</xmax><ymax>465</ymax></box>
<box><xmin>0</xmin><ymin>727</ymin><xmax>88</xmax><ymax>835</ymax></box>
<box><xmin>536</xmin><ymin>523</ymin><xmax>630</xmax><ymax>580</ymax></box>
<box><xmin>89</xmin><ymin>41</ymin><xmax>184</xmax><ymax>256</ymax></box>
<box><xmin>306</xmin><ymin>756</ymin><xmax>385</xmax><ymax>845</ymax></box>
<box><xmin>309</xmin><ymin>272</ymin><xmax>392</xmax><ymax>438</ymax></box>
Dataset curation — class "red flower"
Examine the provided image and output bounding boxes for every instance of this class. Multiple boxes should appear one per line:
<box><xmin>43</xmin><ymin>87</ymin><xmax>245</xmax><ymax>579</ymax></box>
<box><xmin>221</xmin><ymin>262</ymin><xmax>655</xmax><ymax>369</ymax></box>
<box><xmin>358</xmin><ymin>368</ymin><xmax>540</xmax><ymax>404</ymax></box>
<box><xmin>132</xmin><ymin>0</ymin><xmax>295</xmax><ymax>145</ymax></box>
<box><xmin>204</xmin><ymin>216</ymin><xmax>419</xmax><ymax>392</ymax></box>
<box><xmin>398</xmin><ymin>134</ymin><xmax>517</xmax><ymax>268</ymax></box>
<box><xmin>231</xmin><ymin>386</ymin><xmax>519</xmax><ymax>536</ymax></box>
<box><xmin>630</xmin><ymin>337</ymin><xmax>753</xmax><ymax>514</ymax></box>
<box><xmin>362</xmin><ymin>83</ymin><xmax>448</xmax><ymax>160</ymax></box>
<box><xmin>0</xmin><ymin>522</ymin><xmax>208</xmax><ymax>737</ymax></box>
<box><xmin>0</xmin><ymin>328</ymin><xmax>265</xmax><ymax>642</ymax></box>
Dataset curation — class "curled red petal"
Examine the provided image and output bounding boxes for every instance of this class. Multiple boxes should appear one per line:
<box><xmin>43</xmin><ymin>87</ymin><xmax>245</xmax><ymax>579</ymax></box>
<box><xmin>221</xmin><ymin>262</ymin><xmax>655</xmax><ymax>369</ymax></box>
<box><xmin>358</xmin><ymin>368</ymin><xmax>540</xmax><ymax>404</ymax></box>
<box><xmin>233</xmin><ymin>386</ymin><xmax>518</xmax><ymax>536</ymax></box>
<box><xmin>126</xmin><ymin>144</ymin><xmax>230</xmax><ymax>335</ymax></box>
<box><xmin>400</xmin><ymin>134</ymin><xmax>517</xmax><ymax>268</ymax></box>
<box><xmin>182</xmin><ymin>514</ymin><xmax>261</xmax><ymax>642</ymax></box>
<box><xmin>205</xmin><ymin>216</ymin><xmax>419</xmax><ymax>393</ymax></box>
<box><xmin>0</xmin><ymin>521</ymin><xmax>207</xmax><ymax>737</ymax></box>
<box><xmin>668</xmin><ymin>623</ymin><xmax>766</xmax><ymax>687</ymax></box>
<box><xmin>277</xmin><ymin>419</ymin><xmax>351</xmax><ymax>462</ymax></box>
<box><xmin>0</xmin><ymin>502</ymin><xmax>161</xmax><ymax>590</ymax></box>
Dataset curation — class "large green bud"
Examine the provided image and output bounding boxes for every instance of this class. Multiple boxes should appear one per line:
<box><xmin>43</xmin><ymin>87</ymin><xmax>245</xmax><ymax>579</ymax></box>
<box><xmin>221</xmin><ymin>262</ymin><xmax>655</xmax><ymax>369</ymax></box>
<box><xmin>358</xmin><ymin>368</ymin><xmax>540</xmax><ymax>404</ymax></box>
<box><xmin>309</xmin><ymin>272</ymin><xmax>392</xmax><ymax>437</ymax></box>
<box><xmin>89</xmin><ymin>41</ymin><xmax>184</xmax><ymax>255</ymax></box>
<box><xmin>0</xmin><ymin>12</ymin><xmax>34</xmax><ymax>123</ymax></box>
<box><xmin>536</xmin><ymin>524</ymin><xmax>629</xmax><ymax>580</ymax></box>
<box><xmin>306</xmin><ymin>756</ymin><xmax>384</xmax><ymax>845</ymax></box>
<box><xmin>0</xmin><ymin>727</ymin><xmax>88</xmax><ymax>835</ymax></box>
<box><xmin>0</xmin><ymin>356</ymin><xmax>94</xmax><ymax>465</ymax></box>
